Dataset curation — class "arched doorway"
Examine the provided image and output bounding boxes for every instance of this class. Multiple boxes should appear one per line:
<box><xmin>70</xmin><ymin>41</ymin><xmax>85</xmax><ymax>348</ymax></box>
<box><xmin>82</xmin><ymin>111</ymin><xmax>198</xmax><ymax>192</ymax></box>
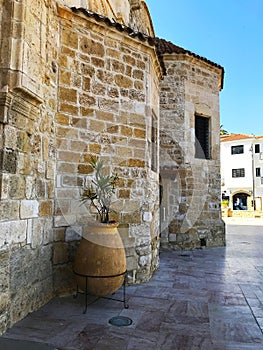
<box><xmin>232</xmin><ymin>192</ymin><xmax>250</xmax><ymax>210</ymax></box>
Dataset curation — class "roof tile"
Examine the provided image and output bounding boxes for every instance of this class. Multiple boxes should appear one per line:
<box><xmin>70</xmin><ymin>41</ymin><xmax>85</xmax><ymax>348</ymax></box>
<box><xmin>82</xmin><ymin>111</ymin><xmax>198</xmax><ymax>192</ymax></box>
<box><xmin>220</xmin><ymin>134</ymin><xmax>263</xmax><ymax>142</ymax></box>
<box><xmin>153</xmin><ymin>37</ymin><xmax>224</xmax><ymax>70</ymax></box>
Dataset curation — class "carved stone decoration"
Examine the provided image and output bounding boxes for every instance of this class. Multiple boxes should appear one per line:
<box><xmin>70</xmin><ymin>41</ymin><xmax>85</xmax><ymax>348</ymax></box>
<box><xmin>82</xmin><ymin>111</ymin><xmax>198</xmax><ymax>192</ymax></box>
<box><xmin>129</xmin><ymin>1</ymin><xmax>155</xmax><ymax>36</ymax></box>
<box><xmin>129</xmin><ymin>0</ymin><xmax>141</xmax><ymax>11</ymax></box>
<box><xmin>0</xmin><ymin>92</ymin><xmax>12</xmax><ymax>124</ymax></box>
<box><xmin>86</xmin><ymin>0</ymin><xmax>110</xmax><ymax>17</ymax></box>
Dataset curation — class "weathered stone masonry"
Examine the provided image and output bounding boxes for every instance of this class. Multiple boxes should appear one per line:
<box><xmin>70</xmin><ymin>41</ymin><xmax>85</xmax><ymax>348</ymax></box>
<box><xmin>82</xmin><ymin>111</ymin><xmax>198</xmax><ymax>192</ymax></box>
<box><xmin>53</xmin><ymin>6</ymin><xmax>162</xmax><ymax>294</ymax></box>
<box><xmin>0</xmin><ymin>0</ymin><xmax>225</xmax><ymax>335</ymax></box>
<box><xmin>156</xmin><ymin>39</ymin><xmax>225</xmax><ymax>250</ymax></box>
<box><xmin>0</xmin><ymin>0</ymin><xmax>59</xmax><ymax>333</ymax></box>
<box><xmin>0</xmin><ymin>0</ymin><xmax>162</xmax><ymax>333</ymax></box>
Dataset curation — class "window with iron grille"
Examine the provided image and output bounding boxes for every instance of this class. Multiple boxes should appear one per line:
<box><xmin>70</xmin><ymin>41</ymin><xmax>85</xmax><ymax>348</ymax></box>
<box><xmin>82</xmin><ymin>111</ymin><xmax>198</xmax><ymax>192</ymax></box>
<box><xmin>232</xmin><ymin>168</ymin><xmax>245</xmax><ymax>178</ymax></box>
<box><xmin>256</xmin><ymin>168</ymin><xmax>261</xmax><ymax>177</ymax></box>
<box><xmin>195</xmin><ymin>115</ymin><xmax>210</xmax><ymax>159</ymax></box>
<box><xmin>255</xmin><ymin>144</ymin><xmax>260</xmax><ymax>153</ymax></box>
<box><xmin>231</xmin><ymin>145</ymin><xmax>244</xmax><ymax>155</ymax></box>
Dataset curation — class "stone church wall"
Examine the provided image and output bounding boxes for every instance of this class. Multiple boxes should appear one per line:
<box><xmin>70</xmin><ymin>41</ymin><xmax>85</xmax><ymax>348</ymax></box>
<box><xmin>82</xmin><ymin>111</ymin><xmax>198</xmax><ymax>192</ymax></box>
<box><xmin>160</xmin><ymin>55</ymin><xmax>225</xmax><ymax>250</ymax></box>
<box><xmin>0</xmin><ymin>1</ymin><xmax>161</xmax><ymax>333</ymax></box>
<box><xmin>0</xmin><ymin>0</ymin><xmax>225</xmax><ymax>336</ymax></box>
<box><xmin>0</xmin><ymin>0</ymin><xmax>59</xmax><ymax>333</ymax></box>
<box><xmin>53</xmin><ymin>6</ymin><xmax>161</xmax><ymax>293</ymax></box>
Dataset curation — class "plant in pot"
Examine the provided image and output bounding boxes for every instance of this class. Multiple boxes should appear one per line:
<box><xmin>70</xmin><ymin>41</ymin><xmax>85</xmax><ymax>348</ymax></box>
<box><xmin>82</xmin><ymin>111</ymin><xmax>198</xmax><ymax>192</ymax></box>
<box><xmin>74</xmin><ymin>158</ymin><xmax>127</xmax><ymax>298</ymax></box>
<box><xmin>81</xmin><ymin>158</ymin><xmax>118</xmax><ymax>224</ymax></box>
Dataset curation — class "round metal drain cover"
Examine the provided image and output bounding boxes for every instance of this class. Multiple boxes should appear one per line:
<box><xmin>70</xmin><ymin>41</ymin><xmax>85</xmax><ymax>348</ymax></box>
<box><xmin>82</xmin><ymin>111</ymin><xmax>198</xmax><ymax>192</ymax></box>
<box><xmin>109</xmin><ymin>316</ymin><xmax>132</xmax><ymax>327</ymax></box>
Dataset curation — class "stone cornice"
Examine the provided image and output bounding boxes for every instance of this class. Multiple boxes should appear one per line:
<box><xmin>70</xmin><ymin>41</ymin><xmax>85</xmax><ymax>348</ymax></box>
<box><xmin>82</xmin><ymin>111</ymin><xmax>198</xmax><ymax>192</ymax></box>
<box><xmin>163</xmin><ymin>53</ymin><xmax>224</xmax><ymax>91</ymax></box>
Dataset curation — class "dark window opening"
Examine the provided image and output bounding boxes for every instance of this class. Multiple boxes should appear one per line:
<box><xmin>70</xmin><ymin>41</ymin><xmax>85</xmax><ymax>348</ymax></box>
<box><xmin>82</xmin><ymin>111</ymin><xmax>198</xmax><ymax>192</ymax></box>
<box><xmin>200</xmin><ymin>238</ymin><xmax>207</xmax><ymax>247</ymax></box>
<box><xmin>231</xmin><ymin>145</ymin><xmax>244</xmax><ymax>155</ymax></box>
<box><xmin>256</xmin><ymin>168</ymin><xmax>261</xmax><ymax>177</ymax></box>
<box><xmin>195</xmin><ymin>115</ymin><xmax>210</xmax><ymax>159</ymax></box>
<box><xmin>232</xmin><ymin>168</ymin><xmax>245</xmax><ymax>178</ymax></box>
<box><xmin>255</xmin><ymin>144</ymin><xmax>260</xmax><ymax>153</ymax></box>
<box><xmin>233</xmin><ymin>192</ymin><xmax>249</xmax><ymax>210</ymax></box>
<box><xmin>222</xmin><ymin>194</ymin><xmax>229</xmax><ymax>201</ymax></box>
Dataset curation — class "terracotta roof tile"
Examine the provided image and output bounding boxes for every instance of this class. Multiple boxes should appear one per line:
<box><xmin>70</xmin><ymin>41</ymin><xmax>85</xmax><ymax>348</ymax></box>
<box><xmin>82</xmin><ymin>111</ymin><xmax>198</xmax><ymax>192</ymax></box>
<box><xmin>71</xmin><ymin>7</ymin><xmax>155</xmax><ymax>43</ymax></box>
<box><xmin>153</xmin><ymin>37</ymin><xmax>224</xmax><ymax>69</ymax></box>
<box><xmin>153</xmin><ymin>37</ymin><xmax>224</xmax><ymax>88</ymax></box>
<box><xmin>220</xmin><ymin>134</ymin><xmax>257</xmax><ymax>142</ymax></box>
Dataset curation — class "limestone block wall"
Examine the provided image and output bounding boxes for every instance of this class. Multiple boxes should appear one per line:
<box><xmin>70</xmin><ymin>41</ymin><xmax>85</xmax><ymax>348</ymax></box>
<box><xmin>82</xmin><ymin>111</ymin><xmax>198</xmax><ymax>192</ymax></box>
<box><xmin>0</xmin><ymin>0</ymin><xmax>59</xmax><ymax>334</ymax></box>
<box><xmin>53</xmin><ymin>6</ymin><xmax>161</xmax><ymax>293</ymax></box>
<box><xmin>0</xmin><ymin>1</ymin><xmax>161</xmax><ymax>334</ymax></box>
<box><xmin>0</xmin><ymin>0</ymin><xmax>226</xmax><ymax>336</ymax></box>
<box><xmin>0</xmin><ymin>0</ymin><xmax>162</xmax><ymax>334</ymax></box>
<box><xmin>160</xmin><ymin>55</ymin><xmax>225</xmax><ymax>250</ymax></box>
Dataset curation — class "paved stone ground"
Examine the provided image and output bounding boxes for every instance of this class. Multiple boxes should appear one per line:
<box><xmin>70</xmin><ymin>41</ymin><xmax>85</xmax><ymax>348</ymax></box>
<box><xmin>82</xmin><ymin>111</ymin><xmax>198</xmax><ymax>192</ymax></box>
<box><xmin>2</xmin><ymin>219</ymin><xmax>263</xmax><ymax>349</ymax></box>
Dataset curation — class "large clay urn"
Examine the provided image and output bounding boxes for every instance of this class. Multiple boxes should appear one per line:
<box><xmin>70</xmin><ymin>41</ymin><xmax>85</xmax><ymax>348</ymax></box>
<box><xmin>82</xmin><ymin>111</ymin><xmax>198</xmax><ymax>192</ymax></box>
<box><xmin>74</xmin><ymin>221</ymin><xmax>126</xmax><ymax>297</ymax></box>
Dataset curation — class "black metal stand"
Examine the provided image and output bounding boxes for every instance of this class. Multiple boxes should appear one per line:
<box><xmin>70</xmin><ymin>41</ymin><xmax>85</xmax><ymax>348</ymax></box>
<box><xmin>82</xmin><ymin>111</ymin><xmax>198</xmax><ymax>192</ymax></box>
<box><xmin>73</xmin><ymin>270</ymin><xmax>129</xmax><ymax>314</ymax></box>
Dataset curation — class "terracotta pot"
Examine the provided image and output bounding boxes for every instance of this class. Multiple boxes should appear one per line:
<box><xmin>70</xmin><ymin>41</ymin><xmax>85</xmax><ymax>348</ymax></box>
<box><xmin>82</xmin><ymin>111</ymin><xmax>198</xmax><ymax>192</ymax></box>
<box><xmin>74</xmin><ymin>221</ymin><xmax>126</xmax><ymax>297</ymax></box>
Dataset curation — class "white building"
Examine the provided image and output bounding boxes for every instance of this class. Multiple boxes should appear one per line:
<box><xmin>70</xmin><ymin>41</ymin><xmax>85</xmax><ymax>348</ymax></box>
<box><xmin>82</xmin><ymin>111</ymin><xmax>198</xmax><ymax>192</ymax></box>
<box><xmin>220</xmin><ymin>134</ymin><xmax>263</xmax><ymax>211</ymax></box>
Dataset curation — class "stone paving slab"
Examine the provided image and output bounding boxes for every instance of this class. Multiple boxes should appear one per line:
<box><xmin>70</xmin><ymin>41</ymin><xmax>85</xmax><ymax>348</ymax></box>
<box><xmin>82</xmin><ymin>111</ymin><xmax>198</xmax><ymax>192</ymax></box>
<box><xmin>2</xmin><ymin>223</ymin><xmax>263</xmax><ymax>349</ymax></box>
<box><xmin>0</xmin><ymin>338</ymin><xmax>55</xmax><ymax>350</ymax></box>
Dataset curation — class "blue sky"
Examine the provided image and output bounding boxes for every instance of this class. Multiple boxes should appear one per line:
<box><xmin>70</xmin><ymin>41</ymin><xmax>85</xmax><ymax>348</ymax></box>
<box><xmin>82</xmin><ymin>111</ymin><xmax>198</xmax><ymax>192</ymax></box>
<box><xmin>146</xmin><ymin>0</ymin><xmax>263</xmax><ymax>136</ymax></box>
